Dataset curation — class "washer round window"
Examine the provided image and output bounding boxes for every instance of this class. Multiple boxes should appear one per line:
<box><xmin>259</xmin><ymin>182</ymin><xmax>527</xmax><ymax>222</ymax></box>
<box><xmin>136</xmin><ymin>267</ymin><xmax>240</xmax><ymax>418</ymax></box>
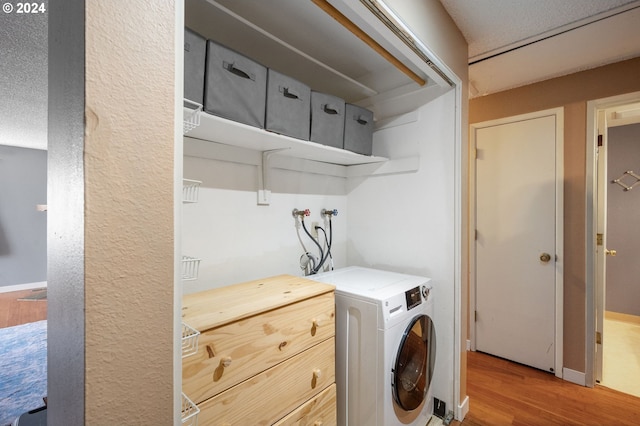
<box><xmin>392</xmin><ymin>314</ymin><xmax>436</xmax><ymax>411</ymax></box>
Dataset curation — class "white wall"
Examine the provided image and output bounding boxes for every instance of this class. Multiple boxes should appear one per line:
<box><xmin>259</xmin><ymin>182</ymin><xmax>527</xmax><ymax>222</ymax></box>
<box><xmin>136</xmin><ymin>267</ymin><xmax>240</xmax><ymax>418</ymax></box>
<box><xmin>182</xmin><ymin>154</ymin><xmax>348</xmax><ymax>293</ymax></box>
<box><xmin>347</xmin><ymin>89</ymin><xmax>457</xmax><ymax>411</ymax></box>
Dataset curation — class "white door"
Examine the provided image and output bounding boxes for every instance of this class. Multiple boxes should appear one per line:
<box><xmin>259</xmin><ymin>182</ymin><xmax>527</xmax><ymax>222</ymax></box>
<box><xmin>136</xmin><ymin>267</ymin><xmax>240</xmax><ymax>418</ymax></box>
<box><xmin>474</xmin><ymin>112</ymin><xmax>561</xmax><ymax>374</ymax></box>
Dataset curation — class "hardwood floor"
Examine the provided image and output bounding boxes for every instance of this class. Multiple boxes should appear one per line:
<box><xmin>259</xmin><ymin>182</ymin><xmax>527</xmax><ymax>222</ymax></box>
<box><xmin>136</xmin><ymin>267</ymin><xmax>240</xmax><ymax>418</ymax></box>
<box><xmin>456</xmin><ymin>351</ymin><xmax>640</xmax><ymax>426</ymax></box>
<box><xmin>0</xmin><ymin>289</ymin><xmax>47</xmax><ymax>328</ymax></box>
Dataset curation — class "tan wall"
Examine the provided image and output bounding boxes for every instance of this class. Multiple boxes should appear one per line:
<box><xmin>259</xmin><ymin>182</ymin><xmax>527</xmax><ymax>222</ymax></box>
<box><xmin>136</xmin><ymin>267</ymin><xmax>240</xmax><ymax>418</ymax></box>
<box><xmin>84</xmin><ymin>1</ymin><xmax>176</xmax><ymax>422</ymax></box>
<box><xmin>469</xmin><ymin>57</ymin><xmax>640</xmax><ymax>372</ymax></box>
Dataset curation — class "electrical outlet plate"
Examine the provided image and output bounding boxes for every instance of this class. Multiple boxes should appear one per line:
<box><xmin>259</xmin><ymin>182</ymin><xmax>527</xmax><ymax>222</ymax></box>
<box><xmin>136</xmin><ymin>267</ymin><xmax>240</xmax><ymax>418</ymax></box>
<box><xmin>434</xmin><ymin>397</ymin><xmax>446</xmax><ymax>418</ymax></box>
<box><xmin>311</xmin><ymin>222</ymin><xmax>319</xmax><ymax>238</ymax></box>
<box><xmin>257</xmin><ymin>189</ymin><xmax>271</xmax><ymax>205</ymax></box>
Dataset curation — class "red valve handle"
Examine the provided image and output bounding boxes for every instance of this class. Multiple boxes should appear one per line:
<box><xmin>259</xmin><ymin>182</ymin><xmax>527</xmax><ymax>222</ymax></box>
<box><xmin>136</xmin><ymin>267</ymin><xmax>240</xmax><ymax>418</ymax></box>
<box><xmin>292</xmin><ymin>208</ymin><xmax>311</xmax><ymax>218</ymax></box>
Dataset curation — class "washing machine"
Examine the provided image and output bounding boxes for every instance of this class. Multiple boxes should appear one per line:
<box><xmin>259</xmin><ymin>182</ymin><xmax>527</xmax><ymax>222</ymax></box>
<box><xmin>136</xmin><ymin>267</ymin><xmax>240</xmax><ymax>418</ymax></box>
<box><xmin>311</xmin><ymin>266</ymin><xmax>436</xmax><ymax>426</ymax></box>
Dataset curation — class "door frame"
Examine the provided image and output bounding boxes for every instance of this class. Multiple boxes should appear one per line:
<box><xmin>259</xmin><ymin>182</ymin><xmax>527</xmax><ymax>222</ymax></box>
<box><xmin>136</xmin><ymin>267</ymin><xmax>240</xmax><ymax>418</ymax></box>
<box><xmin>469</xmin><ymin>107</ymin><xmax>564</xmax><ymax>378</ymax></box>
<box><xmin>586</xmin><ymin>90</ymin><xmax>640</xmax><ymax>387</ymax></box>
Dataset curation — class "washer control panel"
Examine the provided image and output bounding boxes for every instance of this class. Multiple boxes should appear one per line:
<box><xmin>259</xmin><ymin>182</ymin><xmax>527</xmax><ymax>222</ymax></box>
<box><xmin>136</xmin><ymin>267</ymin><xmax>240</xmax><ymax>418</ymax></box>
<box><xmin>405</xmin><ymin>286</ymin><xmax>422</xmax><ymax>310</ymax></box>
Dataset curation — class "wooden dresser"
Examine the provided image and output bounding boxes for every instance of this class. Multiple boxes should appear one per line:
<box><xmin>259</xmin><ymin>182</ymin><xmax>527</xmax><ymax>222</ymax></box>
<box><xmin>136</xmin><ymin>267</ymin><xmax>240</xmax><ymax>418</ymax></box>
<box><xmin>182</xmin><ymin>275</ymin><xmax>336</xmax><ymax>425</ymax></box>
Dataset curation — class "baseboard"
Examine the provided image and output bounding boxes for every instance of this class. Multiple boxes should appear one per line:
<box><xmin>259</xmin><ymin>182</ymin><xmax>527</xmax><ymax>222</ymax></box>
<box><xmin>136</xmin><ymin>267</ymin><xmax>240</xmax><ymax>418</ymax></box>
<box><xmin>466</xmin><ymin>339</ymin><xmax>471</xmax><ymax>351</ymax></box>
<box><xmin>563</xmin><ymin>367</ymin><xmax>586</xmax><ymax>386</ymax></box>
<box><xmin>605</xmin><ymin>310</ymin><xmax>640</xmax><ymax>325</ymax></box>
<box><xmin>456</xmin><ymin>395</ymin><xmax>469</xmax><ymax>421</ymax></box>
<box><xmin>0</xmin><ymin>281</ymin><xmax>47</xmax><ymax>293</ymax></box>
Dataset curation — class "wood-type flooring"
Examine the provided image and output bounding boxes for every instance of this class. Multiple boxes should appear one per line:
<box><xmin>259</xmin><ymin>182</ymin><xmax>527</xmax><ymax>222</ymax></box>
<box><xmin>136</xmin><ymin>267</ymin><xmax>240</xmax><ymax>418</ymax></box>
<box><xmin>0</xmin><ymin>289</ymin><xmax>47</xmax><ymax>328</ymax></box>
<box><xmin>455</xmin><ymin>350</ymin><xmax>640</xmax><ymax>426</ymax></box>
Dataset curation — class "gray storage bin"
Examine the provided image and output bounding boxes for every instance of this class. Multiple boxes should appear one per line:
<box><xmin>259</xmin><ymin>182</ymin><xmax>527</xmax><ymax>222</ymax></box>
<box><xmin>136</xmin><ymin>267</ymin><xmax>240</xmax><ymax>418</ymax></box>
<box><xmin>266</xmin><ymin>69</ymin><xmax>311</xmax><ymax>140</ymax></box>
<box><xmin>310</xmin><ymin>91</ymin><xmax>345</xmax><ymax>148</ymax></box>
<box><xmin>184</xmin><ymin>28</ymin><xmax>206</xmax><ymax>107</ymax></box>
<box><xmin>204</xmin><ymin>40</ymin><xmax>267</xmax><ymax>128</ymax></box>
<box><xmin>344</xmin><ymin>104</ymin><xmax>374</xmax><ymax>156</ymax></box>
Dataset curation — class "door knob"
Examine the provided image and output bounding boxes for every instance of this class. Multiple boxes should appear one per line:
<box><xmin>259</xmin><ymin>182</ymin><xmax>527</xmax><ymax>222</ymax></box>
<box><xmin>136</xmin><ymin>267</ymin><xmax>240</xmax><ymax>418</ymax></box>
<box><xmin>539</xmin><ymin>253</ymin><xmax>551</xmax><ymax>262</ymax></box>
<box><xmin>605</xmin><ymin>249</ymin><xmax>617</xmax><ymax>256</ymax></box>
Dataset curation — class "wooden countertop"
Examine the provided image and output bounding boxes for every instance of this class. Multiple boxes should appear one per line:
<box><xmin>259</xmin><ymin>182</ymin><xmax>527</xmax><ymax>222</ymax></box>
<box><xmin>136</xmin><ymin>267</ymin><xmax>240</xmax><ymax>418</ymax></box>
<box><xmin>182</xmin><ymin>274</ymin><xmax>335</xmax><ymax>331</ymax></box>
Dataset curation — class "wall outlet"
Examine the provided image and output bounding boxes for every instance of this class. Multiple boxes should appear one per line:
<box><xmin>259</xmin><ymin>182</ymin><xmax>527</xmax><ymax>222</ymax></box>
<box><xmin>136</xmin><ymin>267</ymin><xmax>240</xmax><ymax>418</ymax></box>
<box><xmin>257</xmin><ymin>189</ymin><xmax>271</xmax><ymax>205</ymax></box>
<box><xmin>311</xmin><ymin>222</ymin><xmax>319</xmax><ymax>238</ymax></box>
<box><xmin>434</xmin><ymin>397</ymin><xmax>446</xmax><ymax>418</ymax></box>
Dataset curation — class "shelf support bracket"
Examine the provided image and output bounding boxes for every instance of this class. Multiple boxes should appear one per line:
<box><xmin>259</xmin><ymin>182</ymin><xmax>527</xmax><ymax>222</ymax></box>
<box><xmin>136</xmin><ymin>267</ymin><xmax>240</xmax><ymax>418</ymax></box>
<box><xmin>257</xmin><ymin>148</ymin><xmax>290</xmax><ymax>205</ymax></box>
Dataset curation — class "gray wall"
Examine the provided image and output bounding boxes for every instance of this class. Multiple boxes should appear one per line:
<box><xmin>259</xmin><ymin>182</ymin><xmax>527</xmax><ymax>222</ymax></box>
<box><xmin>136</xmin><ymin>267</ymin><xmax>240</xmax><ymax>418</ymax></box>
<box><xmin>606</xmin><ymin>122</ymin><xmax>640</xmax><ymax>316</ymax></box>
<box><xmin>0</xmin><ymin>1</ymin><xmax>48</xmax><ymax>289</ymax></box>
<box><xmin>0</xmin><ymin>146</ymin><xmax>47</xmax><ymax>287</ymax></box>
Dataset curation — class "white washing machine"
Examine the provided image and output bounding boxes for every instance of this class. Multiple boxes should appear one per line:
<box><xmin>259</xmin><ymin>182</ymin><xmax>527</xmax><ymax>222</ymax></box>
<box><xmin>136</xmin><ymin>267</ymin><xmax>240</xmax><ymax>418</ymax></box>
<box><xmin>311</xmin><ymin>267</ymin><xmax>436</xmax><ymax>426</ymax></box>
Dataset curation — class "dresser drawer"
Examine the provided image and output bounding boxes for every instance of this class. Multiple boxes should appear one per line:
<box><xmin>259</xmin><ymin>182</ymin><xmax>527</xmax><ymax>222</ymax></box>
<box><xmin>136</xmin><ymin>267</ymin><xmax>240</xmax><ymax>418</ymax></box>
<box><xmin>197</xmin><ymin>337</ymin><xmax>335</xmax><ymax>426</ymax></box>
<box><xmin>273</xmin><ymin>383</ymin><xmax>337</xmax><ymax>426</ymax></box>
<box><xmin>183</xmin><ymin>291</ymin><xmax>335</xmax><ymax>404</ymax></box>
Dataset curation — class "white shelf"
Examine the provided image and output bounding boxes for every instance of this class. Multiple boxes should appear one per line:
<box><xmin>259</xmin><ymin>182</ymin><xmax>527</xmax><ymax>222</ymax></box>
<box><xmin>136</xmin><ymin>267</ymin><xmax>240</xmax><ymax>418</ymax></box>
<box><xmin>183</xmin><ymin>107</ymin><xmax>387</xmax><ymax>166</ymax></box>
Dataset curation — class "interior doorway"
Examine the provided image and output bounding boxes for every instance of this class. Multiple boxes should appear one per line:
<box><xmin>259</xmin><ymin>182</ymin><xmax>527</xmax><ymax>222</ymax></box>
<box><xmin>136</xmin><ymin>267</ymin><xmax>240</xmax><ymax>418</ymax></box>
<box><xmin>587</xmin><ymin>91</ymin><xmax>640</xmax><ymax>396</ymax></box>
<box><xmin>469</xmin><ymin>108</ymin><xmax>564</xmax><ymax>377</ymax></box>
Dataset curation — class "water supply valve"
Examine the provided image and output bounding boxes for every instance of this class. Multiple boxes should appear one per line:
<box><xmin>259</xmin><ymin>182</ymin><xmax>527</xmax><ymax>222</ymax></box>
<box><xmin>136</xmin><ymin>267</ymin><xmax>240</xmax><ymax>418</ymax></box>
<box><xmin>321</xmin><ymin>208</ymin><xmax>338</xmax><ymax>217</ymax></box>
<box><xmin>292</xmin><ymin>208</ymin><xmax>311</xmax><ymax>218</ymax></box>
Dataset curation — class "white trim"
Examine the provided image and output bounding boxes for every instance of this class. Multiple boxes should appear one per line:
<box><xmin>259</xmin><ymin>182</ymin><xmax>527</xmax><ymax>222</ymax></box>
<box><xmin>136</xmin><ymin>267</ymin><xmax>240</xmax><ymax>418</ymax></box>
<box><xmin>174</xmin><ymin>0</ymin><xmax>185</xmax><ymax>424</ymax></box>
<box><xmin>469</xmin><ymin>107</ymin><xmax>564</xmax><ymax>379</ymax></box>
<box><xmin>466</xmin><ymin>339</ymin><xmax>471</xmax><ymax>351</ymax></box>
<box><xmin>457</xmin><ymin>395</ymin><xmax>469</xmax><ymax>421</ymax></box>
<box><xmin>0</xmin><ymin>281</ymin><xmax>47</xmax><ymax>293</ymax></box>
<box><xmin>453</xmin><ymin>78</ymin><xmax>464</xmax><ymax>422</ymax></box>
<box><xmin>585</xmin><ymin>90</ymin><xmax>640</xmax><ymax>388</ymax></box>
<box><xmin>555</xmin><ymin>109</ymin><xmax>565</xmax><ymax>379</ymax></box>
<box><xmin>469</xmin><ymin>131</ymin><xmax>477</xmax><ymax>351</ymax></box>
<box><xmin>563</xmin><ymin>367</ymin><xmax>586</xmax><ymax>386</ymax></box>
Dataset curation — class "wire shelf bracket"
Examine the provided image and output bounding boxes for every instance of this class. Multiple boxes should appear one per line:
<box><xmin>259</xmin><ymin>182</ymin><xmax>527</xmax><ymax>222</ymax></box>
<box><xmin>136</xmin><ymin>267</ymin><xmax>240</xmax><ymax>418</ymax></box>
<box><xmin>183</xmin><ymin>99</ymin><xmax>203</xmax><ymax>134</ymax></box>
<box><xmin>181</xmin><ymin>392</ymin><xmax>200</xmax><ymax>425</ymax></box>
<box><xmin>183</xmin><ymin>179</ymin><xmax>202</xmax><ymax>203</ymax></box>
<box><xmin>182</xmin><ymin>255</ymin><xmax>201</xmax><ymax>281</ymax></box>
<box><xmin>181</xmin><ymin>322</ymin><xmax>200</xmax><ymax>358</ymax></box>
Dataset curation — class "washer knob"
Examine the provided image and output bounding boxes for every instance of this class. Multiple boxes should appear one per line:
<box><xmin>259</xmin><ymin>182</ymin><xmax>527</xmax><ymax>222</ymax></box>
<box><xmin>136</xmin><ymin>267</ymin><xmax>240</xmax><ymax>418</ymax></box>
<box><xmin>421</xmin><ymin>286</ymin><xmax>430</xmax><ymax>299</ymax></box>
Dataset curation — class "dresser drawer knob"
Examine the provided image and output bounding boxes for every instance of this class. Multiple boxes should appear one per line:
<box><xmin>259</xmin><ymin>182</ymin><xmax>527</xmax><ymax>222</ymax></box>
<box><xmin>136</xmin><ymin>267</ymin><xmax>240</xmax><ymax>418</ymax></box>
<box><xmin>312</xmin><ymin>319</ymin><xmax>322</xmax><ymax>328</ymax></box>
<box><xmin>313</xmin><ymin>421</ymin><xmax>323</xmax><ymax>426</ymax></box>
<box><xmin>313</xmin><ymin>368</ymin><xmax>322</xmax><ymax>379</ymax></box>
<box><xmin>221</xmin><ymin>356</ymin><xmax>232</xmax><ymax>368</ymax></box>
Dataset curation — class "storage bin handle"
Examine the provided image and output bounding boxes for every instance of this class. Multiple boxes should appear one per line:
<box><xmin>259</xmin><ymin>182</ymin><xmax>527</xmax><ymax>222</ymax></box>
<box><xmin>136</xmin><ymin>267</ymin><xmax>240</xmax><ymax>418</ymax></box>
<box><xmin>280</xmin><ymin>86</ymin><xmax>300</xmax><ymax>100</ymax></box>
<box><xmin>355</xmin><ymin>115</ymin><xmax>369</xmax><ymax>125</ymax></box>
<box><xmin>223</xmin><ymin>61</ymin><xmax>255</xmax><ymax>81</ymax></box>
<box><xmin>322</xmin><ymin>104</ymin><xmax>339</xmax><ymax>115</ymax></box>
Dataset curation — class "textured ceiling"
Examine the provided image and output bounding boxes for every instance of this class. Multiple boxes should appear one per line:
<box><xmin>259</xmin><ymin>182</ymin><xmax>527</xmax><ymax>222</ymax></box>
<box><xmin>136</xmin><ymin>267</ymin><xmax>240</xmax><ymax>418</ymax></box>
<box><xmin>438</xmin><ymin>0</ymin><xmax>640</xmax><ymax>96</ymax></box>
<box><xmin>439</xmin><ymin>0</ymin><xmax>640</xmax><ymax>61</ymax></box>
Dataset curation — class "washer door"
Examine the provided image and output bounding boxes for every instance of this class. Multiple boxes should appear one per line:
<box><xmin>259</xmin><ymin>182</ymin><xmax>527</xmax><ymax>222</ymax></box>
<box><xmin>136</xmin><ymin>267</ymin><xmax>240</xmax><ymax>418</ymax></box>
<box><xmin>392</xmin><ymin>314</ymin><xmax>436</xmax><ymax>411</ymax></box>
